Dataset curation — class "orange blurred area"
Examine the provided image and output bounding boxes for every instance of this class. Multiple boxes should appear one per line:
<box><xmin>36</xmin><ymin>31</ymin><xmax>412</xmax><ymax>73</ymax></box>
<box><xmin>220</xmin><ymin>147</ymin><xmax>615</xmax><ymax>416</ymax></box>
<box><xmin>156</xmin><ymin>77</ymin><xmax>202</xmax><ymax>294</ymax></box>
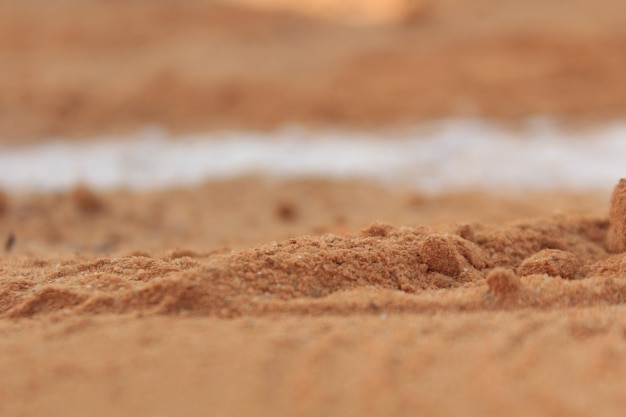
<box><xmin>228</xmin><ymin>0</ymin><xmax>430</xmax><ymax>25</ymax></box>
<box><xmin>1</xmin><ymin>0</ymin><xmax>626</xmax><ymax>141</ymax></box>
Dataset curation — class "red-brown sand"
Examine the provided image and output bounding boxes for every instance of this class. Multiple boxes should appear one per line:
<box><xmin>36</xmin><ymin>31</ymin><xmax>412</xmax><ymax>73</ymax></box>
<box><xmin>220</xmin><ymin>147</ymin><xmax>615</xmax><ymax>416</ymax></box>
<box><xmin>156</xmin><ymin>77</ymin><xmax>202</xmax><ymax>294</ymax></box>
<box><xmin>2</xmin><ymin>1</ymin><xmax>626</xmax><ymax>415</ymax></box>
<box><xmin>2</xmin><ymin>0</ymin><xmax>626</xmax><ymax>142</ymax></box>
<box><xmin>0</xmin><ymin>179</ymin><xmax>625</xmax><ymax>416</ymax></box>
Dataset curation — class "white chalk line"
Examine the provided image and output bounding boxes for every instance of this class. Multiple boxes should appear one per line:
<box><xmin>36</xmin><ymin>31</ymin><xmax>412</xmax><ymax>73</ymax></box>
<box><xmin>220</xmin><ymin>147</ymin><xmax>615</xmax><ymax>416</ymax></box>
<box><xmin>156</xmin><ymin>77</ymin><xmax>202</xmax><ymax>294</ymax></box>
<box><xmin>0</xmin><ymin>119</ymin><xmax>625</xmax><ymax>193</ymax></box>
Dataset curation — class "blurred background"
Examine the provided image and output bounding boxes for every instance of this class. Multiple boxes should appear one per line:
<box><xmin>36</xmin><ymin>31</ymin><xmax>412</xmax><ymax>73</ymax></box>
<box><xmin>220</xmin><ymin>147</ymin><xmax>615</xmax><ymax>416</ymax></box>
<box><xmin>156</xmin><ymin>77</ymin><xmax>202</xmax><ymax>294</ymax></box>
<box><xmin>1</xmin><ymin>0</ymin><xmax>626</xmax><ymax>141</ymax></box>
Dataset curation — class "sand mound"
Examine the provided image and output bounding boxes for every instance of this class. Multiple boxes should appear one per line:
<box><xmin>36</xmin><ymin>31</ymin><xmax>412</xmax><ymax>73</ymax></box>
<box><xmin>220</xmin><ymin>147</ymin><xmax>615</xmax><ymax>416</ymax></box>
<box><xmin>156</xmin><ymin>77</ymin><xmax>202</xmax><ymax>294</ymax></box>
<box><xmin>607</xmin><ymin>178</ymin><xmax>626</xmax><ymax>252</ymax></box>
<box><xmin>2</xmin><ymin>212</ymin><xmax>621</xmax><ymax>319</ymax></box>
<box><xmin>2</xmin><ymin>179</ymin><xmax>622</xmax><ymax>319</ymax></box>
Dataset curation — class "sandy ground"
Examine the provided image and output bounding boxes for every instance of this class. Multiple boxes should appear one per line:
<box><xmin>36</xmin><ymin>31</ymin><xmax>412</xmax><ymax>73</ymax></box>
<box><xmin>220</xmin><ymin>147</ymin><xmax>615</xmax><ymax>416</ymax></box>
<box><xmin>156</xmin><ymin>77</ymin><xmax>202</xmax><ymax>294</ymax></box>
<box><xmin>1</xmin><ymin>180</ymin><xmax>624</xmax><ymax>416</ymax></box>
<box><xmin>0</xmin><ymin>180</ymin><xmax>611</xmax><ymax>255</ymax></box>
<box><xmin>2</xmin><ymin>0</ymin><xmax>626</xmax><ymax>416</ymax></box>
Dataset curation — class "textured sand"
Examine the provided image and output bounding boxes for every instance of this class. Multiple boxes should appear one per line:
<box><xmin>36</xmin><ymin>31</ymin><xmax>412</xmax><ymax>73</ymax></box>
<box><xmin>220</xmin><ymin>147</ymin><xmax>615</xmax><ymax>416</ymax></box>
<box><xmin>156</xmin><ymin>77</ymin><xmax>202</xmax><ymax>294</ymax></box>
<box><xmin>1</xmin><ymin>180</ymin><xmax>625</xmax><ymax>416</ymax></box>
<box><xmin>2</xmin><ymin>0</ymin><xmax>626</xmax><ymax>415</ymax></box>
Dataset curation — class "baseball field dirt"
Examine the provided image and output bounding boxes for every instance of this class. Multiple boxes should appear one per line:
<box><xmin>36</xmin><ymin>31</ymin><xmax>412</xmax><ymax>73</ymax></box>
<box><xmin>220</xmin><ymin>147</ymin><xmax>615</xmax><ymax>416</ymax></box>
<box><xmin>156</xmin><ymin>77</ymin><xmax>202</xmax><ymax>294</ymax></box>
<box><xmin>1</xmin><ymin>1</ymin><xmax>626</xmax><ymax>416</ymax></box>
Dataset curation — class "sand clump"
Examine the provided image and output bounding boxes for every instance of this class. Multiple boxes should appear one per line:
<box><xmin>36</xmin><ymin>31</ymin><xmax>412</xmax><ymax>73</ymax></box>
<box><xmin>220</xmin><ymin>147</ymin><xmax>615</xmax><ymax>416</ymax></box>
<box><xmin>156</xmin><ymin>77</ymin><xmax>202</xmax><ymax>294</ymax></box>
<box><xmin>4</xmin><ymin>232</ymin><xmax>15</xmax><ymax>253</ymax></box>
<box><xmin>607</xmin><ymin>178</ymin><xmax>626</xmax><ymax>253</ymax></box>
<box><xmin>275</xmin><ymin>201</ymin><xmax>299</xmax><ymax>222</ymax></box>
<box><xmin>71</xmin><ymin>185</ymin><xmax>105</xmax><ymax>214</ymax></box>
<box><xmin>0</xmin><ymin>212</ymin><xmax>622</xmax><ymax>319</ymax></box>
<box><xmin>486</xmin><ymin>268</ymin><xmax>521</xmax><ymax>299</ymax></box>
<box><xmin>0</xmin><ymin>189</ymin><xmax>7</xmax><ymax>215</ymax></box>
<box><xmin>517</xmin><ymin>249</ymin><xmax>581</xmax><ymax>279</ymax></box>
<box><xmin>418</xmin><ymin>234</ymin><xmax>485</xmax><ymax>278</ymax></box>
<box><xmin>360</xmin><ymin>222</ymin><xmax>395</xmax><ymax>238</ymax></box>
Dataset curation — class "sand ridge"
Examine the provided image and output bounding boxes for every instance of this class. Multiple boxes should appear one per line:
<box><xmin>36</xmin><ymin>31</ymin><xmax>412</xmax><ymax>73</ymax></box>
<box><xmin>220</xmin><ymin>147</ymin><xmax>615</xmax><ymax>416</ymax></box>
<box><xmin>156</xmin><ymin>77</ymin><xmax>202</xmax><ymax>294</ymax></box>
<box><xmin>1</xmin><ymin>210</ymin><xmax>621</xmax><ymax>319</ymax></box>
<box><xmin>0</xmin><ymin>179</ymin><xmax>618</xmax><ymax>319</ymax></box>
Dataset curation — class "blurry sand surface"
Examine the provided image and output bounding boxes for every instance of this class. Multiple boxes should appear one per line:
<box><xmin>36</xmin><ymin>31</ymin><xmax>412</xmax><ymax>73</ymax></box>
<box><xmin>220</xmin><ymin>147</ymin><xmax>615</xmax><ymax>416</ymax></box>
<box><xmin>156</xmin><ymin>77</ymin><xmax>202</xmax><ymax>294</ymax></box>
<box><xmin>2</xmin><ymin>0</ymin><xmax>626</xmax><ymax>141</ymax></box>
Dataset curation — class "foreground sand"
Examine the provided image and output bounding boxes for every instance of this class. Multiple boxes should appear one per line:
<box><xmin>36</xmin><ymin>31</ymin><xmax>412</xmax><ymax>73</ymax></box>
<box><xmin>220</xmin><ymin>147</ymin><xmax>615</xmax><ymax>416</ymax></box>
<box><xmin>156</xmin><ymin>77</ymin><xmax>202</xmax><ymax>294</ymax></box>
<box><xmin>3</xmin><ymin>310</ymin><xmax>626</xmax><ymax>417</ymax></box>
<box><xmin>1</xmin><ymin>179</ymin><xmax>625</xmax><ymax>415</ymax></box>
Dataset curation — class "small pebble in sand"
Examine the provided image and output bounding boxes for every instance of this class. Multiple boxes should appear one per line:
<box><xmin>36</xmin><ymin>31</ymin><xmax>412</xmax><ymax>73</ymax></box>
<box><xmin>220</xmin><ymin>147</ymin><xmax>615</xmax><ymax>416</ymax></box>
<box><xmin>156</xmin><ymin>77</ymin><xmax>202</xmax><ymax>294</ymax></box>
<box><xmin>0</xmin><ymin>189</ymin><xmax>8</xmax><ymax>215</ymax></box>
<box><xmin>517</xmin><ymin>249</ymin><xmax>580</xmax><ymax>279</ymax></box>
<box><xmin>607</xmin><ymin>178</ymin><xmax>626</xmax><ymax>253</ymax></box>
<box><xmin>72</xmin><ymin>185</ymin><xmax>104</xmax><ymax>213</ymax></box>
<box><xmin>419</xmin><ymin>235</ymin><xmax>463</xmax><ymax>276</ymax></box>
<box><xmin>275</xmin><ymin>202</ymin><xmax>298</xmax><ymax>222</ymax></box>
<box><xmin>4</xmin><ymin>232</ymin><xmax>15</xmax><ymax>252</ymax></box>
<box><xmin>455</xmin><ymin>224</ymin><xmax>476</xmax><ymax>242</ymax></box>
<box><xmin>361</xmin><ymin>222</ymin><xmax>394</xmax><ymax>238</ymax></box>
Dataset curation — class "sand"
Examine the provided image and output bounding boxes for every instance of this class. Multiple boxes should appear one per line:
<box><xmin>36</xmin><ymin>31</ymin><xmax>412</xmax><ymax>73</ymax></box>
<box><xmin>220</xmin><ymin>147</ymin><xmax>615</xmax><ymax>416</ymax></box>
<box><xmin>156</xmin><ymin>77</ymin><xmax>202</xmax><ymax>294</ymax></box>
<box><xmin>0</xmin><ymin>179</ymin><xmax>625</xmax><ymax>415</ymax></box>
<box><xmin>3</xmin><ymin>0</ymin><xmax>626</xmax><ymax>415</ymax></box>
<box><xmin>0</xmin><ymin>179</ymin><xmax>609</xmax><ymax>254</ymax></box>
<box><xmin>2</xmin><ymin>0</ymin><xmax>626</xmax><ymax>142</ymax></box>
